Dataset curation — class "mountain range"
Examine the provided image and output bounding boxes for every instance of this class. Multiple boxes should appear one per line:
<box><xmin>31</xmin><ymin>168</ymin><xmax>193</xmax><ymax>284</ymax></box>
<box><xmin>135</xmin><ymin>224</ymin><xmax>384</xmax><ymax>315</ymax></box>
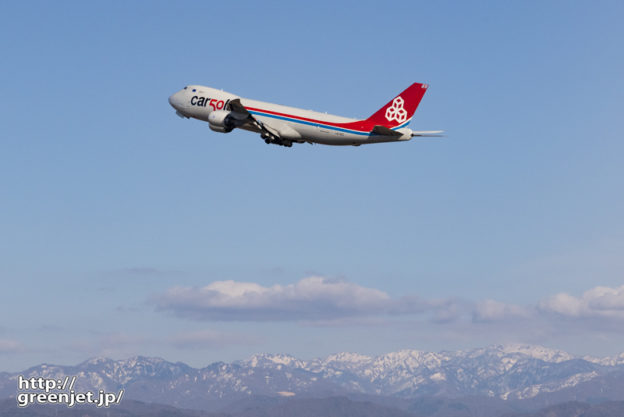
<box><xmin>2</xmin><ymin>345</ymin><xmax>624</xmax><ymax>416</ymax></box>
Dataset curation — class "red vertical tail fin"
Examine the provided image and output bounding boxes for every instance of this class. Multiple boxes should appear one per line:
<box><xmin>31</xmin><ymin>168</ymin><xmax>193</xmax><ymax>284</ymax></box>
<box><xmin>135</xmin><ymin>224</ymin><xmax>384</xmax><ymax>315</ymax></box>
<box><xmin>365</xmin><ymin>83</ymin><xmax>428</xmax><ymax>128</ymax></box>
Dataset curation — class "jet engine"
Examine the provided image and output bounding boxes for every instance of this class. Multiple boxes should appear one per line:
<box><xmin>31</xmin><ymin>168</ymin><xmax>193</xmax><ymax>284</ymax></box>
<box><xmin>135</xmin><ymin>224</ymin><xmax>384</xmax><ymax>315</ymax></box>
<box><xmin>208</xmin><ymin>110</ymin><xmax>236</xmax><ymax>133</ymax></box>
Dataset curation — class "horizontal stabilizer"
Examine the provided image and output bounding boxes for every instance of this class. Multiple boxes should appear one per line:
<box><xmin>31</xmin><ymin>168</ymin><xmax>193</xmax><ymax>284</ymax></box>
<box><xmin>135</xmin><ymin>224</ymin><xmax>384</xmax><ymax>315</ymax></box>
<box><xmin>371</xmin><ymin>125</ymin><xmax>402</xmax><ymax>137</ymax></box>
<box><xmin>411</xmin><ymin>130</ymin><xmax>444</xmax><ymax>137</ymax></box>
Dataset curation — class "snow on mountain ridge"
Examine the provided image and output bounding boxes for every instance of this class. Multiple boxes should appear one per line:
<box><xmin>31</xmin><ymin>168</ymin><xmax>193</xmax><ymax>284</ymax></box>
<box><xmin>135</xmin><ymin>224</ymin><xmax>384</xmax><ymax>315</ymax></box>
<box><xmin>2</xmin><ymin>345</ymin><xmax>622</xmax><ymax>404</ymax></box>
<box><xmin>584</xmin><ymin>352</ymin><xmax>624</xmax><ymax>366</ymax></box>
<box><xmin>497</xmin><ymin>344</ymin><xmax>574</xmax><ymax>363</ymax></box>
<box><xmin>324</xmin><ymin>352</ymin><xmax>372</xmax><ymax>364</ymax></box>
<box><xmin>243</xmin><ymin>353</ymin><xmax>305</xmax><ymax>368</ymax></box>
<box><xmin>238</xmin><ymin>345</ymin><xmax>592</xmax><ymax>374</ymax></box>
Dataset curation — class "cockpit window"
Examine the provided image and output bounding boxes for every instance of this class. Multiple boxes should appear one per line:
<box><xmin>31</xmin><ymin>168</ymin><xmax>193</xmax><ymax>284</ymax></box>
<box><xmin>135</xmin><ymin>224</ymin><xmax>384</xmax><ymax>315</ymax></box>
<box><xmin>184</xmin><ymin>86</ymin><xmax>188</xmax><ymax>90</ymax></box>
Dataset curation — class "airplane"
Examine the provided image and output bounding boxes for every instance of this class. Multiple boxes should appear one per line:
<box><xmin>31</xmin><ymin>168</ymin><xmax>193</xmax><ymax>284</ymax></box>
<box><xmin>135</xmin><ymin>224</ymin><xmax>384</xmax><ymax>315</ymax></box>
<box><xmin>168</xmin><ymin>83</ymin><xmax>442</xmax><ymax>147</ymax></box>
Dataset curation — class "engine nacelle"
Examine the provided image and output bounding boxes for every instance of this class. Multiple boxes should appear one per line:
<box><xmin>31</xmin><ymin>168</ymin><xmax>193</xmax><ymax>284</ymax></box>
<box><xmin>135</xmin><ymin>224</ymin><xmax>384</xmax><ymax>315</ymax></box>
<box><xmin>208</xmin><ymin>110</ymin><xmax>235</xmax><ymax>133</ymax></box>
<box><xmin>208</xmin><ymin>124</ymin><xmax>230</xmax><ymax>133</ymax></box>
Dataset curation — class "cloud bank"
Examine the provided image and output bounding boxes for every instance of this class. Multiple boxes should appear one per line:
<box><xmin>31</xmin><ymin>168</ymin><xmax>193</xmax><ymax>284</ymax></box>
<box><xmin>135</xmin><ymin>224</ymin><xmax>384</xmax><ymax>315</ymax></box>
<box><xmin>155</xmin><ymin>276</ymin><xmax>431</xmax><ymax>321</ymax></box>
<box><xmin>154</xmin><ymin>277</ymin><xmax>624</xmax><ymax>338</ymax></box>
<box><xmin>0</xmin><ymin>339</ymin><xmax>22</xmax><ymax>354</ymax></box>
<box><xmin>538</xmin><ymin>285</ymin><xmax>624</xmax><ymax>319</ymax></box>
<box><xmin>472</xmin><ymin>299</ymin><xmax>533</xmax><ymax>322</ymax></box>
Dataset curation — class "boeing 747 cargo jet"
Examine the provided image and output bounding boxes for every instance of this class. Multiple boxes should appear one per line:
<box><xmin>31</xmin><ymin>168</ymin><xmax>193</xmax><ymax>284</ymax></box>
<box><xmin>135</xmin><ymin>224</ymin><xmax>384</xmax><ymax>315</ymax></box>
<box><xmin>168</xmin><ymin>83</ymin><xmax>441</xmax><ymax>147</ymax></box>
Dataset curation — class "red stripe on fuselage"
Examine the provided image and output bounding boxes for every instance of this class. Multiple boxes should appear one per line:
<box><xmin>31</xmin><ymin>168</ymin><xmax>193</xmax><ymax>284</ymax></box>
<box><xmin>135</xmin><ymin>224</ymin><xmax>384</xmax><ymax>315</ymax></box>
<box><xmin>245</xmin><ymin>106</ymin><xmax>379</xmax><ymax>133</ymax></box>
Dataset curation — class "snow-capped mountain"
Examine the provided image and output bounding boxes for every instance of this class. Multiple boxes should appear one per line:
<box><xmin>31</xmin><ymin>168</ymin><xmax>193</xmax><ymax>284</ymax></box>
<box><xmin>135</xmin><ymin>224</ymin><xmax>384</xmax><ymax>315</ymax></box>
<box><xmin>239</xmin><ymin>344</ymin><xmax>609</xmax><ymax>400</ymax></box>
<box><xmin>1</xmin><ymin>345</ymin><xmax>623</xmax><ymax>410</ymax></box>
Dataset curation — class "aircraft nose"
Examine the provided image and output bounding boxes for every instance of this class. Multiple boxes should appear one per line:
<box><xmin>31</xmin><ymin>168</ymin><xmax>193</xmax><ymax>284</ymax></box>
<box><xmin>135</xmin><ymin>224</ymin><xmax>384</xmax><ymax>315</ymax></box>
<box><xmin>168</xmin><ymin>91</ymin><xmax>183</xmax><ymax>110</ymax></box>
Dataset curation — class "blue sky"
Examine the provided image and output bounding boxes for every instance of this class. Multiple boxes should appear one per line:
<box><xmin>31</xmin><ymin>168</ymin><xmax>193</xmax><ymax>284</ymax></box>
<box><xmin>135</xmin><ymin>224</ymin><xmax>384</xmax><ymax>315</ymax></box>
<box><xmin>1</xmin><ymin>1</ymin><xmax>623</xmax><ymax>371</ymax></box>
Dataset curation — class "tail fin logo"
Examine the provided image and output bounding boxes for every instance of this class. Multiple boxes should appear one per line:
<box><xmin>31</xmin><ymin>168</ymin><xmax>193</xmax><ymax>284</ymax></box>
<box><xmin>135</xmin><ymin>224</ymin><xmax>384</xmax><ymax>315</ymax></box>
<box><xmin>385</xmin><ymin>96</ymin><xmax>408</xmax><ymax>123</ymax></box>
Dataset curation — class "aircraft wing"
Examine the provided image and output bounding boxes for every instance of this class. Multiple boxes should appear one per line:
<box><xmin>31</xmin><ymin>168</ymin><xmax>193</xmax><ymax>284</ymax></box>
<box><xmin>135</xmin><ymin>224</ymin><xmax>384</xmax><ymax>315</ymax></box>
<box><xmin>227</xmin><ymin>99</ymin><xmax>297</xmax><ymax>146</ymax></box>
<box><xmin>228</xmin><ymin>98</ymin><xmax>251</xmax><ymax>117</ymax></box>
<box><xmin>371</xmin><ymin>125</ymin><xmax>402</xmax><ymax>137</ymax></box>
<box><xmin>228</xmin><ymin>99</ymin><xmax>281</xmax><ymax>139</ymax></box>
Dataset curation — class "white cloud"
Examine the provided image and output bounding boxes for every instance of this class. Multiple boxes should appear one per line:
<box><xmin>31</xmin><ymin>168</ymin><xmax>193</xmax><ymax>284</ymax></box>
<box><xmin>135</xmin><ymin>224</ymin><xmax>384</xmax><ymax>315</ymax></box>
<box><xmin>154</xmin><ymin>276</ymin><xmax>624</xmax><ymax>348</ymax></box>
<box><xmin>0</xmin><ymin>339</ymin><xmax>23</xmax><ymax>354</ymax></box>
<box><xmin>429</xmin><ymin>298</ymin><xmax>469</xmax><ymax>323</ymax></box>
<box><xmin>155</xmin><ymin>276</ymin><xmax>428</xmax><ymax>322</ymax></box>
<box><xmin>538</xmin><ymin>285</ymin><xmax>624</xmax><ymax>319</ymax></box>
<box><xmin>473</xmin><ymin>299</ymin><xmax>533</xmax><ymax>322</ymax></box>
<box><xmin>468</xmin><ymin>284</ymin><xmax>624</xmax><ymax>324</ymax></box>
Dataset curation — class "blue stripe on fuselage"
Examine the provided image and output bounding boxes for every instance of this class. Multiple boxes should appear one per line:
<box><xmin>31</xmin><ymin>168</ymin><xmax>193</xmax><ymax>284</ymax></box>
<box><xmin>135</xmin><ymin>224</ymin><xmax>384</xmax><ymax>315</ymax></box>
<box><xmin>248</xmin><ymin>110</ymin><xmax>410</xmax><ymax>135</ymax></box>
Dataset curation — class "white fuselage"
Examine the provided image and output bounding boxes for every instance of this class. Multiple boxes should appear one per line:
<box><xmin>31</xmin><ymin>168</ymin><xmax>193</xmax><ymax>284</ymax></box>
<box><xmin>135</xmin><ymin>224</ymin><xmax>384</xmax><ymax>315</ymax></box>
<box><xmin>169</xmin><ymin>85</ymin><xmax>414</xmax><ymax>146</ymax></box>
